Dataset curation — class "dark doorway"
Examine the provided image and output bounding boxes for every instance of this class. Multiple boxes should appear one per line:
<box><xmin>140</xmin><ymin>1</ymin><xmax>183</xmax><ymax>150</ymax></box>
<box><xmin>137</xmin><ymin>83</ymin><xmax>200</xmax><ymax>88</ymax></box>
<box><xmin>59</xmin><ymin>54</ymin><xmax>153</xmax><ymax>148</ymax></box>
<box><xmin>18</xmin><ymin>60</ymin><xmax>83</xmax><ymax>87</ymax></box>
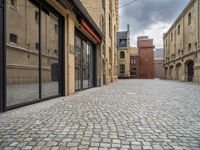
<box><xmin>187</xmin><ymin>61</ymin><xmax>194</xmax><ymax>82</ymax></box>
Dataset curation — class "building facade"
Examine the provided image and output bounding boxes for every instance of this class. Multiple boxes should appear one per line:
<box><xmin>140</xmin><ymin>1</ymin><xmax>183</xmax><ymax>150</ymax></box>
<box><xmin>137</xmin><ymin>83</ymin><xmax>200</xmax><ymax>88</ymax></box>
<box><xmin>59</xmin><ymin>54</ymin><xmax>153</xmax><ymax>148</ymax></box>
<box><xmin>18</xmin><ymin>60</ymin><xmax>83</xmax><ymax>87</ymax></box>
<box><xmin>130</xmin><ymin>48</ymin><xmax>139</xmax><ymax>79</ymax></box>
<box><xmin>0</xmin><ymin>0</ymin><xmax>103</xmax><ymax>112</ymax></box>
<box><xmin>163</xmin><ymin>0</ymin><xmax>200</xmax><ymax>82</ymax></box>
<box><xmin>80</xmin><ymin>0</ymin><xmax>119</xmax><ymax>85</ymax></box>
<box><xmin>117</xmin><ymin>27</ymin><xmax>155</xmax><ymax>79</ymax></box>
<box><xmin>137</xmin><ymin>36</ymin><xmax>155</xmax><ymax>79</ymax></box>
<box><xmin>154</xmin><ymin>48</ymin><xmax>164</xmax><ymax>78</ymax></box>
<box><xmin>117</xmin><ymin>25</ymin><xmax>131</xmax><ymax>78</ymax></box>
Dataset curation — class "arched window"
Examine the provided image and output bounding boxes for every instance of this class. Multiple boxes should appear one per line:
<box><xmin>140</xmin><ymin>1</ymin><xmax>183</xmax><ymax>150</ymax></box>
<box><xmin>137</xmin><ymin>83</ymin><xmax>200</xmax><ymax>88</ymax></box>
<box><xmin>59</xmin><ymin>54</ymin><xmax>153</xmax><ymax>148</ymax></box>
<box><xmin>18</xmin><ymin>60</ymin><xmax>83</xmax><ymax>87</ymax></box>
<box><xmin>120</xmin><ymin>51</ymin><xmax>125</xmax><ymax>59</ymax></box>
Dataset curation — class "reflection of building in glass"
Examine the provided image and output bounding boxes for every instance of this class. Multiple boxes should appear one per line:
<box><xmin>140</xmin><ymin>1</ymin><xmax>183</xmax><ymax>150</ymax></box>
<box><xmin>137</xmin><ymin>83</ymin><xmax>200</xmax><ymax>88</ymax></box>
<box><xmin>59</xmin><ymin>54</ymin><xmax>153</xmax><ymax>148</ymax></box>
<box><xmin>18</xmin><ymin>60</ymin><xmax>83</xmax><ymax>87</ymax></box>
<box><xmin>0</xmin><ymin>0</ymin><xmax>104</xmax><ymax>112</ymax></box>
<box><xmin>6</xmin><ymin>0</ymin><xmax>59</xmax><ymax>85</ymax></box>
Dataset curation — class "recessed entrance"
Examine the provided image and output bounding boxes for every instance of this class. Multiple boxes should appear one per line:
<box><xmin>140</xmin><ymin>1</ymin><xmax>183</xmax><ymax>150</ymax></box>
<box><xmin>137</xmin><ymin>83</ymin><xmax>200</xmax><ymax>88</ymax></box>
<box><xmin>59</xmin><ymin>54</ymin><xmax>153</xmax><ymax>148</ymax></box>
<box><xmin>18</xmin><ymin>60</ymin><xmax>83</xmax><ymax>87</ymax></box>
<box><xmin>74</xmin><ymin>29</ymin><xmax>95</xmax><ymax>91</ymax></box>
<box><xmin>187</xmin><ymin>61</ymin><xmax>194</xmax><ymax>82</ymax></box>
<box><xmin>176</xmin><ymin>64</ymin><xmax>181</xmax><ymax>80</ymax></box>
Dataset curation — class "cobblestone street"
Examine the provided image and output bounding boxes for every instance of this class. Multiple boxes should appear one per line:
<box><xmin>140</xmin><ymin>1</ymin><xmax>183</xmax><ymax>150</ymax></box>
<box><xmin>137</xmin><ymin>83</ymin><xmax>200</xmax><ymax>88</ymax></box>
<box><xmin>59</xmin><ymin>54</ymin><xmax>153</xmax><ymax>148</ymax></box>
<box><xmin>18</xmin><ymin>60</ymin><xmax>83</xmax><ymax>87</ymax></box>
<box><xmin>0</xmin><ymin>79</ymin><xmax>200</xmax><ymax>150</ymax></box>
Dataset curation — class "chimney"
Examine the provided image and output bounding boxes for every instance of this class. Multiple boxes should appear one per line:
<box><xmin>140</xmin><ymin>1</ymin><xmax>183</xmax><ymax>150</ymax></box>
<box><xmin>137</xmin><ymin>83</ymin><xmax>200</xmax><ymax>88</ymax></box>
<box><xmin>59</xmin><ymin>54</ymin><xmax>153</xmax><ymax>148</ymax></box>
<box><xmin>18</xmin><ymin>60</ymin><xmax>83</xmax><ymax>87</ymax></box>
<box><xmin>127</xmin><ymin>24</ymin><xmax>130</xmax><ymax>32</ymax></box>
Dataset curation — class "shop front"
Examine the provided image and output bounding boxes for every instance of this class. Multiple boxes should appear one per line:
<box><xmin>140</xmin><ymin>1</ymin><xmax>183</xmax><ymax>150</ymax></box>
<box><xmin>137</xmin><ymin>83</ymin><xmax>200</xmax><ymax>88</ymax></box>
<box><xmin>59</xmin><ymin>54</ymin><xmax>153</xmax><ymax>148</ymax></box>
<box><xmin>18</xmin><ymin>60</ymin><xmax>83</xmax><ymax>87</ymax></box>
<box><xmin>74</xmin><ymin>29</ymin><xmax>96</xmax><ymax>91</ymax></box>
<box><xmin>0</xmin><ymin>0</ymin><xmax>65</xmax><ymax>112</ymax></box>
<box><xmin>0</xmin><ymin>0</ymin><xmax>102</xmax><ymax>112</ymax></box>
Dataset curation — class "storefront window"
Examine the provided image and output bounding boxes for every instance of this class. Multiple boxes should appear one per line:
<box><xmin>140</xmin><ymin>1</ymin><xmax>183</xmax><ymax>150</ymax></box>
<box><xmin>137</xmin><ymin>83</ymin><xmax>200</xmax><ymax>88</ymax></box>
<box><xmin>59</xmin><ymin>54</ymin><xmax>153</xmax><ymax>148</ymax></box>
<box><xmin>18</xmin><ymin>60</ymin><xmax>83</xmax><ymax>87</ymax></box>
<box><xmin>74</xmin><ymin>31</ymin><xmax>95</xmax><ymax>91</ymax></box>
<box><xmin>75</xmin><ymin>36</ymin><xmax>82</xmax><ymax>91</ymax></box>
<box><xmin>41</xmin><ymin>11</ymin><xmax>60</xmax><ymax>98</ymax></box>
<box><xmin>6</xmin><ymin>0</ymin><xmax>63</xmax><ymax>107</ymax></box>
<box><xmin>83</xmin><ymin>41</ymin><xmax>89</xmax><ymax>89</ymax></box>
<box><xmin>6</xmin><ymin>0</ymin><xmax>40</xmax><ymax>107</ymax></box>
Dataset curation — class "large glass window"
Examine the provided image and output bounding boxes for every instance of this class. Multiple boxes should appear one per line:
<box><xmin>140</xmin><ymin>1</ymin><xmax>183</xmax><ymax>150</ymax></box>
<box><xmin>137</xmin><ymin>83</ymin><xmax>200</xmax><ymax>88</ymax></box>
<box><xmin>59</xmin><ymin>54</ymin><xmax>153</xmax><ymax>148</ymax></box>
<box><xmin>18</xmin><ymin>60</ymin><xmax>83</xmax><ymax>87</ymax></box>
<box><xmin>88</xmin><ymin>43</ymin><xmax>94</xmax><ymax>88</ymax></box>
<box><xmin>75</xmin><ymin>36</ymin><xmax>82</xmax><ymax>91</ymax></box>
<box><xmin>6</xmin><ymin>0</ymin><xmax>40</xmax><ymax>107</ymax></box>
<box><xmin>6</xmin><ymin>0</ymin><xmax>63</xmax><ymax>108</ymax></box>
<box><xmin>75</xmin><ymin>31</ymin><xmax>95</xmax><ymax>91</ymax></box>
<box><xmin>41</xmin><ymin>11</ymin><xmax>60</xmax><ymax>98</ymax></box>
<box><xmin>82</xmin><ymin>41</ymin><xmax>89</xmax><ymax>89</ymax></box>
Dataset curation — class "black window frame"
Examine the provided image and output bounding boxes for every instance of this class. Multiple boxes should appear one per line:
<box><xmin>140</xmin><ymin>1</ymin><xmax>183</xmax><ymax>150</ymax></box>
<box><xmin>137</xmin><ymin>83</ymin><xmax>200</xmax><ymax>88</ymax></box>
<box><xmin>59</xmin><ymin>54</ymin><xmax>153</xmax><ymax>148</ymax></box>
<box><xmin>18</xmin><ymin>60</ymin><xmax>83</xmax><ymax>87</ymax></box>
<box><xmin>0</xmin><ymin>0</ymin><xmax>5</xmax><ymax>112</ymax></box>
<box><xmin>1</xmin><ymin>0</ymin><xmax>65</xmax><ymax>112</ymax></box>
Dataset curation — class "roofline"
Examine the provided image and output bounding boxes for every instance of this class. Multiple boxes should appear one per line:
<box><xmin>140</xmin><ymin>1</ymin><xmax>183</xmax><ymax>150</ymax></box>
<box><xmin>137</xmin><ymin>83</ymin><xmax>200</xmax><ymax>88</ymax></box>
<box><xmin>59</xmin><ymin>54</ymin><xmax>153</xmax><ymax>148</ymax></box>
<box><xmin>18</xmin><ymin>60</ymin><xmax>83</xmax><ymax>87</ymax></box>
<box><xmin>58</xmin><ymin>0</ymin><xmax>103</xmax><ymax>39</ymax></box>
<box><xmin>164</xmin><ymin>0</ymin><xmax>195</xmax><ymax>37</ymax></box>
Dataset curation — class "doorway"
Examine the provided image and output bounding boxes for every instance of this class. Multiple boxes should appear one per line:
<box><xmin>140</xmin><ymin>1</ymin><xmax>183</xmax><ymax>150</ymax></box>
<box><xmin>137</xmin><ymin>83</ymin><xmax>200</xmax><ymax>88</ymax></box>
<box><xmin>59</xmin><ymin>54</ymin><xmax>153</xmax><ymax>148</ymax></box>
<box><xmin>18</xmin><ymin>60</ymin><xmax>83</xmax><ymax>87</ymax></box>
<box><xmin>74</xmin><ymin>30</ymin><xmax>95</xmax><ymax>91</ymax></box>
<box><xmin>187</xmin><ymin>61</ymin><xmax>194</xmax><ymax>82</ymax></box>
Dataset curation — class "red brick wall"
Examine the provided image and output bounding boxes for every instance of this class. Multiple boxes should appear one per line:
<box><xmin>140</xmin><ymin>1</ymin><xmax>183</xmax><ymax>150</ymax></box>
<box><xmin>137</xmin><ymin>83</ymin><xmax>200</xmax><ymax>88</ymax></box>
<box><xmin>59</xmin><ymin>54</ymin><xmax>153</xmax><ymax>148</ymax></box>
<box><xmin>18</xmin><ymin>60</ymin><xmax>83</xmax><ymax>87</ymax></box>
<box><xmin>139</xmin><ymin>48</ymin><xmax>154</xmax><ymax>79</ymax></box>
<box><xmin>137</xmin><ymin>37</ymin><xmax>155</xmax><ymax>79</ymax></box>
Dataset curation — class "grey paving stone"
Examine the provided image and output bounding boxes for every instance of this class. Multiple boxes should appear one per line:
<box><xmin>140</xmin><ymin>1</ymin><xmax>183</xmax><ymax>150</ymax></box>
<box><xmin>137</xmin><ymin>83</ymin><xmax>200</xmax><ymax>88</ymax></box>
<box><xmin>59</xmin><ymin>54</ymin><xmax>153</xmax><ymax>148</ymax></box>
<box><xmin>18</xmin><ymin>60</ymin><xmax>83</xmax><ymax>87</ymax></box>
<box><xmin>0</xmin><ymin>80</ymin><xmax>200</xmax><ymax>149</ymax></box>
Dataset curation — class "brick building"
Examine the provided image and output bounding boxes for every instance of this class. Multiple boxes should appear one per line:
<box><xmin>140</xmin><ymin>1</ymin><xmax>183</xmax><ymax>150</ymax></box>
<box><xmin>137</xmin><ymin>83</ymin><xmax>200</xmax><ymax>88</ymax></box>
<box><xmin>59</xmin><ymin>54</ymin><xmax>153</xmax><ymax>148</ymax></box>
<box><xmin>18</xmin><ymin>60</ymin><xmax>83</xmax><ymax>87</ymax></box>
<box><xmin>138</xmin><ymin>36</ymin><xmax>155</xmax><ymax>79</ymax></box>
<box><xmin>80</xmin><ymin>0</ymin><xmax>119</xmax><ymax>85</ymax></box>
<box><xmin>117</xmin><ymin>28</ymin><xmax>155</xmax><ymax>79</ymax></box>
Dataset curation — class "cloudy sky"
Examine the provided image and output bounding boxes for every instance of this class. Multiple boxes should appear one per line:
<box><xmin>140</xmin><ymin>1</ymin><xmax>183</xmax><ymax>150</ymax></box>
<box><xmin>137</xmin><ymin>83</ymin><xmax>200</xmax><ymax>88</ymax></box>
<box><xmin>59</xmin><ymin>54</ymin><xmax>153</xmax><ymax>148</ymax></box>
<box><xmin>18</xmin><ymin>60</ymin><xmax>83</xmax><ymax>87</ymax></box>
<box><xmin>119</xmin><ymin>0</ymin><xmax>190</xmax><ymax>48</ymax></box>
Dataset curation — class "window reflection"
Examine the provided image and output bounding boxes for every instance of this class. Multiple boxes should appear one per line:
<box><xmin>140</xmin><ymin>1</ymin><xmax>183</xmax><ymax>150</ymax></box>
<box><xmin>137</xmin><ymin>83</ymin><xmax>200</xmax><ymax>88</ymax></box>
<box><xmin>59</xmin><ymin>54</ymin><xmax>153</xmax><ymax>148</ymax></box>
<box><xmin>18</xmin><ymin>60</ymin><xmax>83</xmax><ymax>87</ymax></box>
<box><xmin>41</xmin><ymin>11</ymin><xmax>60</xmax><ymax>98</ymax></box>
<box><xmin>6</xmin><ymin>0</ymin><xmax>39</xmax><ymax>106</ymax></box>
<box><xmin>74</xmin><ymin>33</ymin><xmax>95</xmax><ymax>91</ymax></box>
<box><xmin>6</xmin><ymin>0</ymin><xmax>61</xmax><ymax>107</ymax></box>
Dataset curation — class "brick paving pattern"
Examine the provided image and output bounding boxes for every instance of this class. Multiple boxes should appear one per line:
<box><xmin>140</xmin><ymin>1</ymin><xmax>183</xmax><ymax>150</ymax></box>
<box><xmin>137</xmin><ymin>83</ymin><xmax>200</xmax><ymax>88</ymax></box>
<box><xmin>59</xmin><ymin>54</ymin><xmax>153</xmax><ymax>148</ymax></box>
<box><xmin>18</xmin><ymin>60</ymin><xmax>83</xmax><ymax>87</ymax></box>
<box><xmin>0</xmin><ymin>79</ymin><xmax>200</xmax><ymax>150</ymax></box>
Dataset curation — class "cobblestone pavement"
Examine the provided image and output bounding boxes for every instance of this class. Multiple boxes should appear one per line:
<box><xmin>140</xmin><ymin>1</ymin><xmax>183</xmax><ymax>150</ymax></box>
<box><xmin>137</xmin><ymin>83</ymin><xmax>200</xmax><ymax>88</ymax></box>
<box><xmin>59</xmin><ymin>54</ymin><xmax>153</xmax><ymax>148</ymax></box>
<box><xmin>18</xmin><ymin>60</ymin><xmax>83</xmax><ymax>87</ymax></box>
<box><xmin>0</xmin><ymin>79</ymin><xmax>200</xmax><ymax>150</ymax></box>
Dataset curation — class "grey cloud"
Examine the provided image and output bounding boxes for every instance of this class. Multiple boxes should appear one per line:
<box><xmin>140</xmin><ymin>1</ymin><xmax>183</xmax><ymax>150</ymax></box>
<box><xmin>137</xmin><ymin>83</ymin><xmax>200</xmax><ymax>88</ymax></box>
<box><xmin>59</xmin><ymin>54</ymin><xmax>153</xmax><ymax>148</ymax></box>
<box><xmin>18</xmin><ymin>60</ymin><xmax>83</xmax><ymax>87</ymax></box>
<box><xmin>119</xmin><ymin>0</ymin><xmax>190</xmax><ymax>33</ymax></box>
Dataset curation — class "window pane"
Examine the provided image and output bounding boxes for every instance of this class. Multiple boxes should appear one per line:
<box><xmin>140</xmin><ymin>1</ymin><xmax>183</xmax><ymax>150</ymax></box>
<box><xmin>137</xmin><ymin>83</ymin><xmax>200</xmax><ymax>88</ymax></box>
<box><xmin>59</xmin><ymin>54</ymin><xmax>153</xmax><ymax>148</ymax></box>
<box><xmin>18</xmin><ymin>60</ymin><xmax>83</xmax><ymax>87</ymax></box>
<box><xmin>41</xmin><ymin>11</ymin><xmax>60</xmax><ymax>98</ymax></box>
<box><xmin>83</xmin><ymin>41</ymin><xmax>89</xmax><ymax>89</ymax></box>
<box><xmin>6</xmin><ymin>0</ymin><xmax>39</xmax><ymax>106</ymax></box>
<box><xmin>0</xmin><ymin>0</ymin><xmax>3</xmax><ymax>5</ymax></box>
<box><xmin>88</xmin><ymin>43</ymin><xmax>94</xmax><ymax>88</ymax></box>
<box><xmin>75</xmin><ymin>36</ymin><xmax>81</xmax><ymax>91</ymax></box>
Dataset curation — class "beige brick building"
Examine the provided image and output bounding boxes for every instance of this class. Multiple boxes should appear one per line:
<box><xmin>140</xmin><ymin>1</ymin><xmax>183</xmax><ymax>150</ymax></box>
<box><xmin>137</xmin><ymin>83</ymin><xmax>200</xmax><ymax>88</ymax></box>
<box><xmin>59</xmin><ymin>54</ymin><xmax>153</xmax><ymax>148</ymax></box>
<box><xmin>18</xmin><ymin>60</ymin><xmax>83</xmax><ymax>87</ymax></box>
<box><xmin>1</xmin><ymin>0</ymin><xmax>104</xmax><ymax>110</ymax></box>
<box><xmin>163</xmin><ymin>0</ymin><xmax>200</xmax><ymax>82</ymax></box>
<box><xmin>80</xmin><ymin>0</ymin><xmax>119</xmax><ymax>85</ymax></box>
<box><xmin>117</xmin><ymin>25</ymin><xmax>131</xmax><ymax>78</ymax></box>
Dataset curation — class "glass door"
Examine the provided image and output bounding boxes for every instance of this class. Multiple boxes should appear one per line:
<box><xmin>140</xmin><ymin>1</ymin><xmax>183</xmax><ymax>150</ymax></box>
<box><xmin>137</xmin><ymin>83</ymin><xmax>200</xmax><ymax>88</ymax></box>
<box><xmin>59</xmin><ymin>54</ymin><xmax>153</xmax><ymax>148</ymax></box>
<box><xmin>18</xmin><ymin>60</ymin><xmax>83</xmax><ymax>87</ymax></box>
<box><xmin>74</xmin><ymin>31</ymin><xmax>95</xmax><ymax>91</ymax></box>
